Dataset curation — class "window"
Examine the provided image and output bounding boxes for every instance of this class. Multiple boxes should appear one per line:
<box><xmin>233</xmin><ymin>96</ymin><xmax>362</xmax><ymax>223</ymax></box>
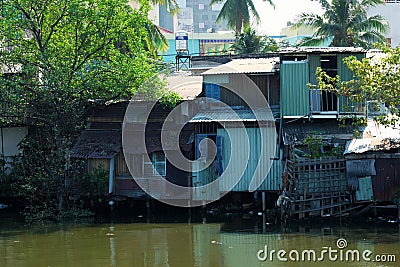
<box><xmin>320</xmin><ymin>55</ymin><xmax>338</xmax><ymax>112</ymax></box>
<box><xmin>150</xmin><ymin>152</ymin><xmax>166</xmax><ymax>177</ymax></box>
<box><xmin>195</xmin><ymin>134</ymin><xmax>223</xmax><ymax>175</ymax></box>
<box><xmin>205</xmin><ymin>83</ymin><xmax>220</xmax><ymax>101</ymax></box>
<box><xmin>198</xmin><ymin>4</ymin><xmax>204</xmax><ymax>10</ymax></box>
<box><xmin>144</xmin><ymin>152</ymin><xmax>166</xmax><ymax>177</ymax></box>
<box><xmin>199</xmin><ymin>22</ymin><xmax>205</xmax><ymax>29</ymax></box>
<box><xmin>311</xmin><ymin>55</ymin><xmax>338</xmax><ymax>113</ymax></box>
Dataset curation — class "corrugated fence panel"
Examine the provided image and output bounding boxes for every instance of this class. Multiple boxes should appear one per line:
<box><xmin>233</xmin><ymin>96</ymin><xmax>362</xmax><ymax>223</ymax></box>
<box><xmin>281</xmin><ymin>61</ymin><xmax>310</xmax><ymax>117</ymax></box>
<box><xmin>356</xmin><ymin>176</ymin><xmax>374</xmax><ymax>201</ymax></box>
<box><xmin>259</xmin><ymin>152</ymin><xmax>282</xmax><ymax>191</ymax></box>
<box><xmin>218</xmin><ymin>127</ymin><xmax>280</xmax><ymax>192</ymax></box>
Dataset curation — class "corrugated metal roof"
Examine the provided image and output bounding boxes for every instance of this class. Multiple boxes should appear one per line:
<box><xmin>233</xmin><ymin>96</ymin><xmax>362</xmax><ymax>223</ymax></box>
<box><xmin>201</xmin><ymin>57</ymin><xmax>279</xmax><ymax>75</ymax></box>
<box><xmin>167</xmin><ymin>75</ymin><xmax>203</xmax><ymax>100</ymax></box>
<box><xmin>189</xmin><ymin>108</ymin><xmax>275</xmax><ymax>122</ymax></box>
<box><xmin>70</xmin><ymin>130</ymin><xmax>121</xmax><ymax>159</ymax></box>
<box><xmin>344</xmin><ymin>119</ymin><xmax>400</xmax><ymax>154</ymax></box>
<box><xmin>344</xmin><ymin>138</ymin><xmax>400</xmax><ymax>154</ymax></box>
<box><xmin>280</xmin><ymin>47</ymin><xmax>366</xmax><ymax>54</ymax></box>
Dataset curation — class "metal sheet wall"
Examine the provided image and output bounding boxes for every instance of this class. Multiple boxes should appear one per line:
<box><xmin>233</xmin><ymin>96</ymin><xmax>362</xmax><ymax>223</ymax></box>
<box><xmin>217</xmin><ymin>127</ymin><xmax>280</xmax><ymax>192</ymax></box>
<box><xmin>308</xmin><ymin>54</ymin><xmax>321</xmax><ymax>85</ymax></box>
<box><xmin>280</xmin><ymin>61</ymin><xmax>310</xmax><ymax>117</ymax></box>
<box><xmin>373</xmin><ymin>158</ymin><xmax>400</xmax><ymax>201</ymax></box>
<box><xmin>356</xmin><ymin>176</ymin><xmax>374</xmax><ymax>201</ymax></box>
<box><xmin>308</xmin><ymin>55</ymin><xmax>321</xmax><ymax>113</ymax></box>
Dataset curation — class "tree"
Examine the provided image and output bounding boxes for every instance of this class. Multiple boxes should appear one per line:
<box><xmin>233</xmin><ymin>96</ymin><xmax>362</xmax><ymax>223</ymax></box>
<box><xmin>293</xmin><ymin>0</ymin><xmax>389</xmax><ymax>48</ymax></box>
<box><xmin>149</xmin><ymin>0</ymin><xmax>179</xmax><ymax>14</ymax></box>
<box><xmin>231</xmin><ymin>26</ymin><xmax>278</xmax><ymax>54</ymax></box>
<box><xmin>314</xmin><ymin>46</ymin><xmax>400</xmax><ymax>126</ymax></box>
<box><xmin>210</xmin><ymin>0</ymin><xmax>274</xmax><ymax>33</ymax></box>
<box><xmin>0</xmin><ymin>0</ymin><xmax>165</xmax><ymax>221</ymax></box>
<box><xmin>141</xmin><ymin>0</ymin><xmax>180</xmax><ymax>57</ymax></box>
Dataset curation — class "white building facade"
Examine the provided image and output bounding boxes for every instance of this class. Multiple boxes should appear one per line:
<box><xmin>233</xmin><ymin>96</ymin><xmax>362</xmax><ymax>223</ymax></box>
<box><xmin>368</xmin><ymin>0</ymin><xmax>400</xmax><ymax>47</ymax></box>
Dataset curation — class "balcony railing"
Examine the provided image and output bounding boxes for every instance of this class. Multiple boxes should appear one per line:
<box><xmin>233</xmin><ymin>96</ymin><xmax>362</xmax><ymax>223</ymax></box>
<box><xmin>309</xmin><ymin>89</ymin><xmax>365</xmax><ymax>116</ymax></box>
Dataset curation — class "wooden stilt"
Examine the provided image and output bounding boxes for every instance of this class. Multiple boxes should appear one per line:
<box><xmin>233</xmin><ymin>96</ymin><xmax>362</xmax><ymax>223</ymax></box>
<box><xmin>262</xmin><ymin>191</ymin><xmax>266</xmax><ymax>212</ymax></box>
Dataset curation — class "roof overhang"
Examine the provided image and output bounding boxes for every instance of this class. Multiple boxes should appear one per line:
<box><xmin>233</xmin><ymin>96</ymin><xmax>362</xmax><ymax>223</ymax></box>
<box><xmin>189</xmin><ymin>108</ymin><xmax>275</xmax><ymax>123</ymax></box>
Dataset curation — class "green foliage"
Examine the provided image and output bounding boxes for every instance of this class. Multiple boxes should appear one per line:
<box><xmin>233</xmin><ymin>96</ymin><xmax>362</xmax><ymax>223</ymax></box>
<box><xmin>139</xmin><ymin>0</ymin><xmax>181</xmax><ymax>56</ymax></box>
<box><xmin>80</xmin><ymin>166</ymin><xmax>109</xmax><ymax>197</ymax></box>
<box><xmin>210</xmin><ymin>0</ymin><xmax>274</xmax><ymax>33</ymax></box>
<box><xmin>0</xmin><ymin>0</ymin><xmax>166</xmax><ymax>221</ymax></box>
<box><xmin>302</xmin><ymin>134</ymin><xmax>344</xmax><ymax>159</ymax></box>
<box><xmin>149</xmin><ymin>0</ymin><xmax>180</xmax><ymax>15</ymax></box>
<box><xmin>394</xmin><ymin>189</ymin><xmax>400</xmax><ymax>202</ymax></box>
<box><xmin>292</xmin><ymin>0</ymin><xmax>388</xmax><ymax>48</ymax></box>
<box><xmin>303</xmin><ymin>134</ymin><xmax>324</xmax><ymax>159</ymax></box>
<box><xmin>159</xmin><ymin>91</ymin><xmax>182</xmax><ymax>108</ymax></box>
<box><xmin>231</xmin><ymin>27</ymin><xmax>278</xmax><ymax>54</ymax></box>
<box><xmin>0</xmin><ymin>158</ymin><xmax>16</xmax><ymax>198</ymax></box>
<box><xmin>315</xmin><ymin>46</ymin><xmax>400</xmax><ymax>126</ymax></box>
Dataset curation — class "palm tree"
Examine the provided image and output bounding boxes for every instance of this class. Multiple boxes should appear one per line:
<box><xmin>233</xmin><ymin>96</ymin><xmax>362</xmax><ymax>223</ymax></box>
<box><xmin>133</xmin><ymin>0</ymin><xmax>180</xmax><ymax>57</ymax></box>
<box><xmin>210</xmin><ymin>0</ymin><xmax>274</xmax><ymax>33</ymax></box>
<box><xmin>293</xmin><ymin>0</ymin><xmax>389</xmax><ymax>48</ymax></box>
<box><xmin>232</xmin><ymin>26</ymin><xmax>278</xmax><ymax>54</ymax></box>
<box><xmin>149</xmin><ymin>0</ymin><xmax>179</xmax><ymax>14</ymax></box>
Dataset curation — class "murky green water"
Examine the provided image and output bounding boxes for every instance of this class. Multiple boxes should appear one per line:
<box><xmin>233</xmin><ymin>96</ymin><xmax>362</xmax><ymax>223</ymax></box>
<box><xmin>1</xmin><ymin>215</ymin><xmax>400</xmax><ymax>267</ymax></box>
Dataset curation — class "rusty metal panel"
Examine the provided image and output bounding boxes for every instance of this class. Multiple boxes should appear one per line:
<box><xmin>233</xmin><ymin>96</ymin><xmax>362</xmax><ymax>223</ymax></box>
<box><xmin>346</xmin><ymin>159</ymin><xmax>376</xmax><ymax>177</ymax></box>
<box><xmin>372</xmin><ymin>158</ymin><xmax>400</xmax><ymax>201</ymax></box>
<box><xmin>202</xmin><ymin>58</ymin><xmax>278</xmax><ymax>75</ymax></box>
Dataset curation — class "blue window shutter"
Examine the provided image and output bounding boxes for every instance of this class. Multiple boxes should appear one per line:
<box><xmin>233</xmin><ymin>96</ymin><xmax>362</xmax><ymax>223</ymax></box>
<box><xmin>205</xmin><ymin>83</ymin><xmax>220</xmax><ymax>100</ymax></box>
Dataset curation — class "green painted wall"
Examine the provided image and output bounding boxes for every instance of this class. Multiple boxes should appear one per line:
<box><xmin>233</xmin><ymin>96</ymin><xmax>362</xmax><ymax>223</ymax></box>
<box><xmin>281</xmin><ymin>61</ymin><xmax>310</xmax><ymax>117</ymax></box>
<box><xmin>217</xmin><ymin>127</ymin><xmax>281</xmax><ymax>191</ymax></box>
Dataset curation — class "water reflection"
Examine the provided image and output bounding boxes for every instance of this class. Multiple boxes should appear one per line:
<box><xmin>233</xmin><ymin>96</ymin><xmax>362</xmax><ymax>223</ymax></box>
<box><xmin>0</xmin><ymin>219</ymin><xmax>399</xmax><ymax>267</ymax></box>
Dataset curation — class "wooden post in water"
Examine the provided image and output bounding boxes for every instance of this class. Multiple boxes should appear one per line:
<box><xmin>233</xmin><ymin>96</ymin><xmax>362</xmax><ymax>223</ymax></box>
<box><xmin>188</xmin><ymin>200</ymin><xmax>191</xmax><ymax>223</ymax></box>
<box><xmin>262</xmin><ymin>191</ymin><xmax>266</xmax><ymax>212</ymax></box>
<box><xmin>202</xmin><ymin>201</ymin><xmax>206</xmax><ymax>224</ymax></box>
<box><xmin>397</xmin><ymin>199</ymin><xmax>400</xmax><ymax>219</ymax></box>
<box><xmin>146</xmin><ymin>200</ymin><xmax>151</xmax><ymax>223</ymax></box>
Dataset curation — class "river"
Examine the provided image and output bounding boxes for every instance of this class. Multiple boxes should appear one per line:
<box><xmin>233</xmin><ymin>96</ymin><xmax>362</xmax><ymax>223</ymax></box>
<box><xmin>1</xmin><ymin>213</ymin><xmax>399</xmax><ymax>267</ymax></box>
